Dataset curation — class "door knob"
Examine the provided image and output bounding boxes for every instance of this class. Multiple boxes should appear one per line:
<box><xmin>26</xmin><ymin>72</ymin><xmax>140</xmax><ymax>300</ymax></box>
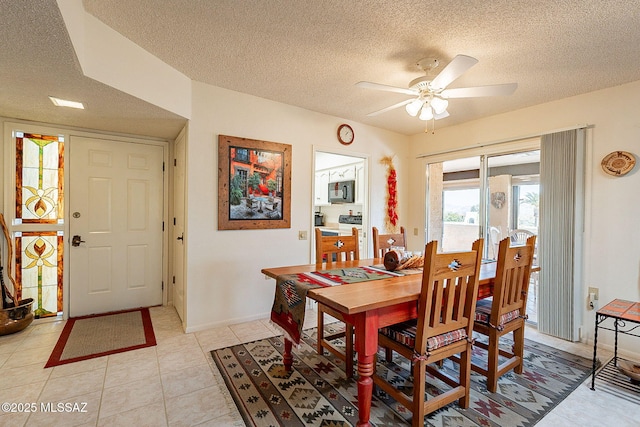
<box><xmin>71</xmin><ymin>235</ymin><xmax>86</xmax><ymax>247</ymax></box>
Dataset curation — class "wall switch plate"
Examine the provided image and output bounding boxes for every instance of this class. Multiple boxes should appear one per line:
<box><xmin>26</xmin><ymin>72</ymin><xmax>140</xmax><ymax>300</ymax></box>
<box><xmin>588</xmin><ymin>287</ymin><xmax>599</xmax><ymax>310</ymax></box>
<box><xmin>413</xmin><ymin>228</ymin><xmax>418</xmax><ymax>236</ymax></box>
<box><xmin>298</xmin><ymin>230</ymin><xmax>308</xmax><ymax>240</ymax></box>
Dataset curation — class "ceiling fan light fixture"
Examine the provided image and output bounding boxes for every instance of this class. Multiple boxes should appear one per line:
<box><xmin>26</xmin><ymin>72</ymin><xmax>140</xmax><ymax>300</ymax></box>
<box><xmin>431</xmin><ymin>96</ymin><xmax>448</xmax><ymax>114</ymax></box>
<box><xmin>405</xmin><ymin>98</ymin><xmax>423</xmax><ymax>116</ymax></box>
<box><xmin>419</xmin><ymin>105</ymin><xmax>434</xmax><ymax>121</ymax></box>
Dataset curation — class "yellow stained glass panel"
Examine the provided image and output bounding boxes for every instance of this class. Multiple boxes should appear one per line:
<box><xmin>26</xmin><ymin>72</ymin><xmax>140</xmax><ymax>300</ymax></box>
<box><xmin>16</xmin><ymin>133</ymin><xmax>64</xmax><ymax>223</ymax></box>
<box><xmin>15</xmin><ymin>232</ymin><xmax>63</xmax><ymax>318</ymax></box>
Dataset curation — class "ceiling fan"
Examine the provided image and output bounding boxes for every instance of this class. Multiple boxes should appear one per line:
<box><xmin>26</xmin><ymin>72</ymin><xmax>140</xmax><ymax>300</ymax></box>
<box><xmin>357</xmin><ymin>55</ymin><xmax>517</xmax><ymax>124</ymax></box>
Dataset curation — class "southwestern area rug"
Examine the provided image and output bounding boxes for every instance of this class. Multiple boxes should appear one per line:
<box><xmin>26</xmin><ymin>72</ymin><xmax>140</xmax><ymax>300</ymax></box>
<box><xmin>45</xmin><ymin>307</ymin><xmax>156</xmax><ymax>368</ymax></box>
<box><xmin>212</xmin><ymin>325</ymin><xmax>592</xmax><ymax>426</ymax></box>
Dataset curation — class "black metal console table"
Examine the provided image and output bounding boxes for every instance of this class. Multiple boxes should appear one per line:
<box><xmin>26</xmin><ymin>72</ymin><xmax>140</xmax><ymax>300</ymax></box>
<box><xmin>591</xmin><ymin>299</ymin><xmax>640</xmax><ymax>390</ymax></box>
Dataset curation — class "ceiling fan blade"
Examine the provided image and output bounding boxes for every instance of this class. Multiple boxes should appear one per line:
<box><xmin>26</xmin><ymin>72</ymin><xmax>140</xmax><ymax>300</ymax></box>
<box><xmin>429</xmin><ymin>55</ymin><xmax>478</xmax><ymax>90</ymax></box>
<box><xmin>366</xmin><ymin>99</ymin><xmax>413</xmax><ymax>116</ymax></box>
<box><xmin>356</xmin><ymin>81</ymin><xmax>418</xmax><ymax>96</ymax></box>
<box><xmin>434</xmin><ymin>110</ymin><xmax>450</xmax><ymax>120</ymax></box>
<box><xmin>441</xmin><ymin>83</ymin><xmax>518</xmax><ymax>98</ymax></box>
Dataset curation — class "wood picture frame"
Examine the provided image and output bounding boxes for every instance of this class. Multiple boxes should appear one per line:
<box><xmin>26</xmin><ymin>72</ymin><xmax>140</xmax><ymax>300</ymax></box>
<box><xmin>218</xmin><ymin>135</ymin><xmax>291</xmax><ymax>230</ymax></box>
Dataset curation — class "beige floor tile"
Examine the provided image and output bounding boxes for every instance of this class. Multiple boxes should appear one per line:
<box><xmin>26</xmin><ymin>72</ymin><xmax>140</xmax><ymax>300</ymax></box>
<box><xmin>0</xmin><ymin>361</ymin><xmax>52</xmax><ymax>389</ymax></box>
<box><xmin>26</xmin><ymin>390</ymin><xmax>101</xmax><ymax>427</ymax></box>
<box><xmin>0</xmin><ymin>380</ymin><xmax>46</xmax><ymax>403</ymax></box>
<box><xmin>49</xmin><ymin>356</ymin><xmax>107</xmax><ymax>379</ymax></box>
<box><xmin>165</xmin><ymin>384</ymin><xmax>233</xmax><ymax>427</ymax></box>
<box><xmin>0</xmin><ymin>352</ymin><xmax>11</xmax><ymax>368</ymax></box>
<box><xmin>39</xmin><ymin>368</ymin><xmax>105</xmax><ymax>402</ymax></box>
<box><xmin>106</xmin><ymin>345</ymin><xmax>157</xmax><ymax>367</ymax></box>
<box><xmin>2</xmin><ymin>345</ymin><xmax>52</xmax><ymax>369</ymax></box>
<box><xmin>229</xmin><ymin>320</ymin><xmax>277</xmax><ymax>342</ymax></box>
<box><xmin>195</xmin><ymin>328</ymin><xmax>241</xmax><ymax>352</ymax></box>
<box><xmin>29</xmin><ymin>319</ymin><xmax>65</xmax><ymax>335</ymax></box>
<box><xmin>158</xmin><ymin>346</ymin><xmax>208</xmax><ymax>374</ymax></box>
<box><xmin>161</xmin><ymin>363</ymin><xmax>217</xmax><ymax>399</ymax></box>
<box><xmin>535</xmin><ymin>411</ymin><xmax>584</xmax><ymax>426</ymax></box>
<box><xmin>99</xmin><ymin>375</ymin><xmax>164</xmax><ymax>419</ymax></box>
<box><xmin>155</xmin><ymin>332</ymin><xmax>200</xmax><ymax>356</ymax></box>
<box><xmin>98</xmin><ymin>401</ymin><xmax>167</xmax><ymax>427</ymax></box>
<box><xmin>14</xmin><ymin>330</ymin><xmax>61</xmax><ymax>352</ymax></box>
<box><xmin>0</xmin><ymin>332</ymin><xmax>31</xmax><ymax>355</ymax></box>
<box><xmin>104</xmin><ymin>356</ymin><xmax>160</xmax><ymax>388</ymax></box>
<box><xmin>195</xmin><ymin>412</ymin><xmax>245</xmax><ymax>426</ymax></box>
<box><xmin>0</xmin><ymin>411</ymin><xmax>30</xmax><ymax>427</ymax></box>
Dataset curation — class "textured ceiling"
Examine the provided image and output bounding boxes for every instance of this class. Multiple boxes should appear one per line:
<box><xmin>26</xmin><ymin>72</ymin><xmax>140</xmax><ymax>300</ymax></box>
<box><xmin>3</xmin><ymin>1</ymin><xmax>640</xmax><ymax>139</ymax></box>
<box><xmin>0</xmin><ymin>1</ymin><xmax>186</xmax><ymax>139</ymax></box>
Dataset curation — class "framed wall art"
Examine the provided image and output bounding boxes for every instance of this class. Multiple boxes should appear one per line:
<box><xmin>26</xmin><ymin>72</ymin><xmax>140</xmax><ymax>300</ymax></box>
<box><xmin>218</xmin><ymin>135</ymin><xmax>291</xmax><ymax>230</ymax></box>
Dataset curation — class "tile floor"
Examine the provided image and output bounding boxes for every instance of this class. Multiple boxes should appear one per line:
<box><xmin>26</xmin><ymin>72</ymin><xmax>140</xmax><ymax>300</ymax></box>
<box><xmin>0</xmin><ymin>305</ymin><xmax>636</xmax><ymax>426</ymax></box>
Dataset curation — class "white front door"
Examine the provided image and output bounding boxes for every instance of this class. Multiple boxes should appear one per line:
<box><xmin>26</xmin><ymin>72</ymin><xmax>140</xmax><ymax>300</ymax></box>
<box><xmin>172</xmin><ymin>132</ymin><xmax>186</xmax><ymax>322</ymax></box>
<box><xmin>69</xmin><ymin>136</ymin><xmax>164</xmax><ymax>317</ymax></box>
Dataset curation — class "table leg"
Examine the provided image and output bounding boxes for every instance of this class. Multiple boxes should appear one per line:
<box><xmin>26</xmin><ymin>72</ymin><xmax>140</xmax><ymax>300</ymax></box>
<box><xmin>590</xmin><ymin>314</ymin><xmax>599</xmax><ymax>390</ymax></box>
<box><xmin>283</xmin><ymin>338</ymin><xmax>293</xmax><ymax>371</ymax></box>
<box><xmin>354</xmin><ymin>312</ymin><xmax>378</xmax><ymax>427</ymax></box>
<box><xmin>614</xmin><ymin>319</ymin><xmax>619</xmax><ymax>367</ymax></box>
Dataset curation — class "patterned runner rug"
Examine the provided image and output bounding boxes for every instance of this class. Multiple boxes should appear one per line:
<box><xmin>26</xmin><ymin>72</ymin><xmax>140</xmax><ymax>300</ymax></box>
<box><xmin>212</xmin><ymin>326</ymin><xmax>592</xmax><ymax>426</ymax></box>
<box><xmin>45</xmin><ymin>307</ymin><xmax>156</xmax><ymax>368</ymax></box>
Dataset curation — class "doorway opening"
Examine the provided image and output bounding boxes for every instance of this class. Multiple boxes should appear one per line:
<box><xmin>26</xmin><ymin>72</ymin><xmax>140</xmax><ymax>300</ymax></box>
<box><xmin>313</xmin><ymin>150</ymin><xmax>369</xmax><ymax>261</ymax></box>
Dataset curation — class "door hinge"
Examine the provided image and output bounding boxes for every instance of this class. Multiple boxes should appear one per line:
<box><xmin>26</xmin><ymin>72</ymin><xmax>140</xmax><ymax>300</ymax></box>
<box><xmin>174</xmin><ymin>158</ymin><xmax>177</xmax><ymax>166</ymax></box>
<box><xmin>162</xmin><ymin>281</ymin><xmax>164</xmax><ymax>290</ymax></box>
<box><xmin>162</xmin><ymin>162</ymin><xmax>165</xmax><ymax>172</ymax></box>
<box><xmin>173</xmin><ymin>217</ymin><xmax>176</xmax><ymax>226</ymax></box>
<box><xmin>162</xmin><ymin>221</ymin><xmax>165</xmax><ymax>231</ymax></box>
<box><xmin>172</xmin><ymin>276</ymin><xmax>175</xmax><ymax>284</ymax></box>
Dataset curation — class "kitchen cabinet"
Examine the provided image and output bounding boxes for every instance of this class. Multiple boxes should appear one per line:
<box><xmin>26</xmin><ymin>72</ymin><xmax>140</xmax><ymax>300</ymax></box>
<box><xmin>315</xmin><ymin>162</ymin><xmax>364</xmax><ymax>206</ymax></box>
<box><xmin>355</xmin><ymin>164</ymin><xmax>365</xmax><ymax>204</ymax></box>
<box><xmin>314</xmin><ymin>171</ymin><xmax>330</xmax><ymax>206</ymax></box>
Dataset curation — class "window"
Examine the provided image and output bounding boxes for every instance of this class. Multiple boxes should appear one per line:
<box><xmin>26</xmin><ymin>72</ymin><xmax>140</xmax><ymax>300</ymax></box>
<box><xmin>13</xmin><ymin>132</ymin><xmax>64</xmax><ymax>317</ymax></box>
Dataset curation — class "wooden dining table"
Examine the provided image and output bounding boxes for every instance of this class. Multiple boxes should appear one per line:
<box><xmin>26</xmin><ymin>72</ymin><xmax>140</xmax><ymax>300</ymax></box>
<box><xmin>262</xmin><ymin>258</ymin><xmax>508</xmax><ymax>426</ymax></box>
<box><xmin>262</xmin><ymin>257</ymin><xmax>502</xmax><ymax>427</ymax></box>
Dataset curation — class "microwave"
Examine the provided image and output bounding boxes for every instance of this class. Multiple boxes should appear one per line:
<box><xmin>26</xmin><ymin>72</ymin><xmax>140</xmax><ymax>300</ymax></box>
<box><xmin>328</xmin><ymin>180</ymin><xmax>355</xmax><ymax>203</ymax></box>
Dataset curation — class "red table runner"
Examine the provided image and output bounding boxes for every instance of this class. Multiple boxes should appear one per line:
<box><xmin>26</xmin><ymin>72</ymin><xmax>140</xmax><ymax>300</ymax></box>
<box><xmin>270</xmin><ymin>266</ymin><xmax>400</xmax><ymax>345</ymax></box>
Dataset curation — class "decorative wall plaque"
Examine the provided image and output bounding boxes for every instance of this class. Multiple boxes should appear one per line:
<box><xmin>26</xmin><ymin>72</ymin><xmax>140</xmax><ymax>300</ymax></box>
<box><xmin>601</xmin><ymin>151</ymin><xmax>635</xmax><ymax>176</ymax></box>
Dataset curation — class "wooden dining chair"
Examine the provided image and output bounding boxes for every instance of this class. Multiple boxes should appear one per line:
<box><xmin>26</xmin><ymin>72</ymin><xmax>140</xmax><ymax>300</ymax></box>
<box><xmin>374</xmin><ymin>239</ymin><xmax>483</xmax><ymax>426</ymax></box>
<box><xmin>314</xmin><ymin>227</ymin><xmax>359</xmax><ymax>377</ymax></box>
<box><xmin>471</xmin><ymin>235</ymin><xmax>535</xmax><ymax>393</ymax></box>
<box><xmin>372</xmin><ymin>226</ymin><xmax>406</xmax><ymax>258</ymax></box>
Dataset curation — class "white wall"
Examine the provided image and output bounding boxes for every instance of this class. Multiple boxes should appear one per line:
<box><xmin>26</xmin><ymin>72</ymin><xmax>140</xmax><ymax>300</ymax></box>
<box><xmin>408</xmin><ymin>80</ymin><xmax>640</xmax><ymax>356</ymax></box>
<box><xmin>183</xmin><ymin>82</ymin><xmax>408</xmax><ymax>332</ymax></box>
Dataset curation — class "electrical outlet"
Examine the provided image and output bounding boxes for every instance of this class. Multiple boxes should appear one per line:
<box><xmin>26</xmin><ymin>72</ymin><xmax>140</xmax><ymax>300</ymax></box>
<box><xmin>298</xmin><ymin>230</ymin><xmax>308</xmax><ymax>240</ymax></box>
<box><xmin>588</xmin><ymin>287</ymin><xmax>599</xmax><ymax>301</ymax></box>
<box><xmin>413</xmin><ymin>228</ymin><xmax>418</xmax><ymax>236</ymax></box>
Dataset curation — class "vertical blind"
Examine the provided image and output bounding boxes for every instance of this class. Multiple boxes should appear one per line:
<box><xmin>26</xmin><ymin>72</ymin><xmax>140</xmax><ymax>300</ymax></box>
<box><xmin>537</xmin><ymin>129</ymin><xmax>585</xmax><ymax>340</ymax></box>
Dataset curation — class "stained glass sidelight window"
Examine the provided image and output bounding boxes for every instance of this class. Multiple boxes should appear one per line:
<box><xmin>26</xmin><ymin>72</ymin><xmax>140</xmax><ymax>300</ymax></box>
<box><xmin>14</xmin><ymin>132</ymin><xmax>64</xmax><ymax>317</ymax></box>
<box><xmin>14</xmin><ymin>232</ymin><xmax>64</xmax><ymax>317</ymax></box>
<box><xmin>15</xmin><ymin>132</ymin><xmax>64</xmax><ymax>223</ymax></box>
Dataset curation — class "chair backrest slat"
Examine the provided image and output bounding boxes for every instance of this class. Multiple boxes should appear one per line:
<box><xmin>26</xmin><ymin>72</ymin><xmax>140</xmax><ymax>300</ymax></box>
<box><xmin>492</xmin><ymin>235</ymin><xmax>536</xmax><ymax>322</ymax></box>
<box><xmin>315</xmin><ymin>227</ymin><xmax>360</xmax><ymax>264</ymax></box>
<box><xmin>415</xmin><ymin>239</ymin><xmax>483</xmax><ymax>353</ymax></box>
<box><xmin>372</xmin><ymin>226</ymin><xmax>406</xmax><ymax>258</ymax></box>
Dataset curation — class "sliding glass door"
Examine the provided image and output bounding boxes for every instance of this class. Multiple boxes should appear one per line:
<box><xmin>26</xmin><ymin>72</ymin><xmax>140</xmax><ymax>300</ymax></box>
<box><xmin>427</xmin><ymin>147</ymin><xmax>540</xmax><ymax>322</ymax></box>
<box><xmin>427</xmin><ymin>156</ymin><xmax>482</xmax><ymax>252</ymax></box>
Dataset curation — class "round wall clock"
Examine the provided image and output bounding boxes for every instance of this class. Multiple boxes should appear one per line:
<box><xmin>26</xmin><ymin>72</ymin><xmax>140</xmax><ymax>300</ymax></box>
<box><xmin>601</xmin><ymin>151</ymin><xmax>636</xmax><ymax>176</ymax></box>
<box><xmin>337</xmin><ymin>124</ymin><xmax>354</xmax><ymax>145</ymax></box>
